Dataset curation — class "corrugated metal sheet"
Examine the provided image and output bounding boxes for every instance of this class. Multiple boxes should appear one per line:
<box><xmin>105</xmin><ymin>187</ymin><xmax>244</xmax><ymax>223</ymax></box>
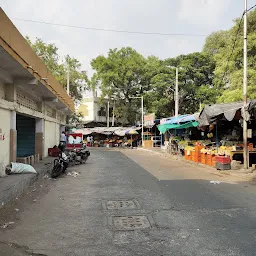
<box><xmin>17</xmin><ymin>114</ymin><xmax>35</xmax><ymax>157</ymax></box>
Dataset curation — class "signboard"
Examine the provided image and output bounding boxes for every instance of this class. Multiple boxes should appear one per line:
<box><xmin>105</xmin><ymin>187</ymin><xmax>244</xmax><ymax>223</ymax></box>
<box><xmin>144</xmin><ymin>113</ymin><xmax>155</xmax><ymax>126</ymax></box>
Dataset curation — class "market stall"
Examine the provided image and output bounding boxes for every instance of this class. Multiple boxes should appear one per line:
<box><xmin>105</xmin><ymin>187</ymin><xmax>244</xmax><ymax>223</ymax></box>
<box><xmin>157</xmin><ymin>114</ymin><xmax>200</xmax><ymax>155</ymax></box>
<box><xmin>183</xmin><ymin>101</ymin><xmax>256</xmax><ymax>169</ymax></box>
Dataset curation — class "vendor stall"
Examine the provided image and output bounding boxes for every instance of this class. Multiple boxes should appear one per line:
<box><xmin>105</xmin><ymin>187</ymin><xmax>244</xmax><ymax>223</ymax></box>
<box><xmin>184</xmin><ymin>101</ymin><xmax>256</xmax><ymax>169</ymax></box>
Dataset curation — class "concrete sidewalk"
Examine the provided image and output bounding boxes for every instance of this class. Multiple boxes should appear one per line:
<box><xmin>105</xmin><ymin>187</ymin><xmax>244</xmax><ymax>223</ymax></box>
<box><xmin>0</xmin><ymin>157</ymin><xmax>54</xmax><ymax>207</ymax></box>
<box><xmin>137</xmin><ymin>147</ymin><xmax>256</xmax><ymax>182</ymax></box>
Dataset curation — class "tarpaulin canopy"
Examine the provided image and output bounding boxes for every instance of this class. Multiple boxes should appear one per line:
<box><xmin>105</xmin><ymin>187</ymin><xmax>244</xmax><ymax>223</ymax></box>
<box><xmin>163</xmin><ymin>114</ymin><xmax>197</xmax><ymax>125</ymax></box>
<box><xmin>157</xmin><ymin>121</ymin><xmax>199</xmax><ymax>133</ymax></box>
<box><xmin>198</xmin><ymin>102</ymin><xmax>244</xmax><ymax>126</ymax></box>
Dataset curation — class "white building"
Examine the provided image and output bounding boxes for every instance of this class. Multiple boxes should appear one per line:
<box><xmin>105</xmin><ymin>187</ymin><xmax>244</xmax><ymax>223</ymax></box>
<box><xmin>0</xmin><ymin>8</ymin><xmax>74</xmax><ymax>176</ymax></box>
<box><xmin>78</xmin><ymin>95</ymin><xmax>116</xmax><ymax>125</ymax></box>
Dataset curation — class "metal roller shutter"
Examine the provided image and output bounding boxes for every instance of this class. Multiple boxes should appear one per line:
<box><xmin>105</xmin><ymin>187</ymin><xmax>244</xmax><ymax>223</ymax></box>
<box><xmin>17</xmin><ymin>114</ymin><xmax>35</xmax><ymax>157</ymax></box>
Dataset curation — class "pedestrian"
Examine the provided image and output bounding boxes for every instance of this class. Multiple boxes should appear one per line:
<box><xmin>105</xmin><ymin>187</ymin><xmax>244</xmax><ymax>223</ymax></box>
<box><xmin>90</xmin><ymin>136</ymin><xmax>94</xmax><ymax>146</ymax></box>
<box><xmin>87</xmin><ymin>135</ymin><xmax>91</xmax><ymax>147</ymax></box>
<box><xmin>60</xmin><ymin>131</ymin><xmax>66</xmax><ymax>143</ymax></box>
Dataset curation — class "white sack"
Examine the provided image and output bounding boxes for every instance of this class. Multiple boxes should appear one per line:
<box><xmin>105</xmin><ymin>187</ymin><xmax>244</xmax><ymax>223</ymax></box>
<box><xmin>10</xmin><ymin>162</ymin><xmax>37</xmax><ymax>174</ymax></box>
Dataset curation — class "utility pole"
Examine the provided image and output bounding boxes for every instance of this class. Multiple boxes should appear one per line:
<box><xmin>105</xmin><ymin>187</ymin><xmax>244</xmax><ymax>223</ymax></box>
<box><xmin>175</xmin><ymin>67</ymin><xmax>179</xmax><ymax>117</ymax></box>
<box><xmin>243</xmin><ymin>0</ymin><xmax>248</xmax><ymax>169</ymax></box>
<box><xmin>107</xmin><ymin>101</ymin><xmax>110</xmax><ymax>128</ymax></box>
<box><xmin>112</xmin><ymin>101</ymin><xmax>115</xmax><ymax>126</ymax></box>
<box><xmin>141</xmin><ymin>96</ymin><xmax>144</xmax><ymax>147</ymax></box>
<box><xmin>67</xmin><ymin>64</ymin><xmax>70</xmax><ymax>96</ymax></box>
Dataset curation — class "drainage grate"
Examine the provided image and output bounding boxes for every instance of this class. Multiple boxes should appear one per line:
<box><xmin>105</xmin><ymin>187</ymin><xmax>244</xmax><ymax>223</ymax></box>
<box><xmin>103</xmin><ymin>200</ymin><xmax>140</xmax><ymax>210</ymax></box>
<box><xmin>113</xmin><ymin>215</ymin><xmax>151</xmax><ymax>230</ymax></box>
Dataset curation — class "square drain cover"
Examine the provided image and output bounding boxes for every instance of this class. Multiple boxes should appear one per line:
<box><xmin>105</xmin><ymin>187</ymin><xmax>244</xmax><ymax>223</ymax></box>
<box><xmin>113</xmin><ymin>215</ymin><xmax>151</xmax><ymax>230</ymax></box>
<box><xmin>104</xmin><ymin>200</ymin><xmax>140</xmax><ymax>210</ymax></box>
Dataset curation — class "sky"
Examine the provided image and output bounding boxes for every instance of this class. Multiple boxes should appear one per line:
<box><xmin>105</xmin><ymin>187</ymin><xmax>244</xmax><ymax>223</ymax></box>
<box><xmin>0</xmin><ymin>0</ymin><xmax>254</xmax><ymax>96</ymax></box>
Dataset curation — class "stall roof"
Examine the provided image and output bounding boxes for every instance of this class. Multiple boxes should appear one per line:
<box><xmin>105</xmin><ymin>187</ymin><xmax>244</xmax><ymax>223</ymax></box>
<box><xmin>161</xmin><ymin>114</ymin><xmax>198</xmax><ymax>125</ymax></box>
<box><xmin>198</xmin><ymin>102</ymin><xmax>244</xmax><ymax>126</ymax></box>
<box><xmin>72</xmin><ymin>126</ymin><xmax>141</xmax><ymax>136</ymax></box>
<box><xmin>157</xmin><ymin>121</ymin><xmax>199</xmax><ymax>133</ymax></box>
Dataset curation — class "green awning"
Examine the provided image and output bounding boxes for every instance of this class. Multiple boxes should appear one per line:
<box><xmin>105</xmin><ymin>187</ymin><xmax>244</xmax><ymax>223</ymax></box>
<box><xmin>157</xmin><ymin>121</ymin><xmax>199</xmax><ymax>133</ymax></box>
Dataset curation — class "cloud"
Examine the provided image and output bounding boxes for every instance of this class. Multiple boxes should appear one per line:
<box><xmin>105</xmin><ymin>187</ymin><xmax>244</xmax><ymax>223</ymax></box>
<box><xmin>177</xmin><ymin>0</ymin><xmax>232</xmax><ymax>28</ymax></box>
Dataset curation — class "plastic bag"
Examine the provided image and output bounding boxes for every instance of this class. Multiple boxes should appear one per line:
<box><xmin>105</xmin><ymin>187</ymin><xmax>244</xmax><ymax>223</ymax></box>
<box><xmin>10</xmin><ymin>162</ymin><xmax>37</xmax><ymax>174</ymax></box>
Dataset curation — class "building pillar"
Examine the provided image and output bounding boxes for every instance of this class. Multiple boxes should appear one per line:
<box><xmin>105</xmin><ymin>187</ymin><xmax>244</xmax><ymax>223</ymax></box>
<box><xmin>35</xmin><ymin>118</ymin><xmax>44</xmax><ymax>160</ymax></box>
<box><xmin>5</xmin><ymin>83</ymin><xmax>16</xmax><ymax>102</ymax></box>
<box><xmin>10</xmin><ymin>111</ymin><xmax>17</xmax><ymax>162</ymax></box>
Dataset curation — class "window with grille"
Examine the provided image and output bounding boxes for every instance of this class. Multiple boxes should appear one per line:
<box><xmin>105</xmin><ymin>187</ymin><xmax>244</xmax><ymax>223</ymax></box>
<box><xmin>17</xmin><ymin>93</ymin><xmax>39</xmax><ymax>112</ymax></box>
<box><xmin>46</xmin><ymin>106</ymin><xmax>56</xmax><ymax>118</ymax></box>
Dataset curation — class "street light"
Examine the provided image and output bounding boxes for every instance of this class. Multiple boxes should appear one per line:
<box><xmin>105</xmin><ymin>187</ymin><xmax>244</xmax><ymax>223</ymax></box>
<box><xmin>168</xmin><ymin>67</ymin><xmax>180</xmax><ymax>117</ymax></box>
<box><xmin>131</xmin><ymin>96</ymin><xmax>144</xmax><ymax>147</ymax></box>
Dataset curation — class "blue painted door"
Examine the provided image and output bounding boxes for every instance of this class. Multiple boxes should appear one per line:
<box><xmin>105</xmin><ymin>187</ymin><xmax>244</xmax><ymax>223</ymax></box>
<box><xmin>17</xmin><ymin>114</ymin><xmax>35</xmax><ymax>157</ymax></box>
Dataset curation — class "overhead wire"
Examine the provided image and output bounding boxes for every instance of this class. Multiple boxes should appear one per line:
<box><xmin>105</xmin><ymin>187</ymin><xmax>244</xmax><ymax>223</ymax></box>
<box><xmin>11</xmin><ymin>17</ymin><xmax>207</xmax><ymax>37</ymax></box>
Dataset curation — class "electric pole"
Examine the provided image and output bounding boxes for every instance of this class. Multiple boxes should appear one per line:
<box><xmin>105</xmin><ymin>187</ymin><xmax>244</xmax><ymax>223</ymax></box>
<box><xmin>67</xmin><ymin>64</ymin><xmax>70</xmax><ymax>96</ymax></box>
<box><xmin>141</xmin><ymin>96</ymin><xmax>144</xmax><ymax>147</ymax></box>
<box><xmin>112</xmin><ymin>101</ymin><xmax>115</xmax><ymax>127</ymax></box>
<box><xmin>107</xmin><ymin>101</ymin><xmax>110</xmax><ymax>128</ymax></box>
<box><xmin>243</xmin><ymin>0</ymin><xmax>248</xmax><ymax>169</ymax></box>
<box><xmin>175</xmin><ymin>67</ymin><xmax>179</xmax><ymax>117</ymax></box>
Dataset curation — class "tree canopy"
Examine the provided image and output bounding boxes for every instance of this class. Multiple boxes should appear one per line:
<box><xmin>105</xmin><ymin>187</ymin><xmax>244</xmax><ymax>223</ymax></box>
<box><xmin>26</xmin><ymin>37</ymin><xmax>88</xmax><ymax>103</ymax></box>
<box><xmin>25</xmin><ymin>8</ymin><xmax>256</xmax><ymax>124</ymax></box>
<box><xmin>203</xmin><ymin>9</ymin><xmax>256</xmax><ymax>103</ymax></box>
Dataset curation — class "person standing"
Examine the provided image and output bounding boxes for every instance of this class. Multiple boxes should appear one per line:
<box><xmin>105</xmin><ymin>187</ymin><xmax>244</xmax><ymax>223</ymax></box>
<box><xmin>60</xmin><ymin>131</ymin><xmax>67</xmax><ymax>143</ymax></box>
<box><xmin>87</xmin><ymin>135</ymin><xmax>91</xmax><ymax>147</ymax></box>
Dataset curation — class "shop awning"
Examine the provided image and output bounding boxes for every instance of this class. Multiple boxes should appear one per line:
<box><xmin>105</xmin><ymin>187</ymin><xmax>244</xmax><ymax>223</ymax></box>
<box><xmin>198</xmin><ymin>102</ymin><xmax>244</xmax><ymax>126</ymax></box>
<box><xmin>157</xmin><ymin>121</ymin><xmax>199</xmax><ymax>133</ymax></box>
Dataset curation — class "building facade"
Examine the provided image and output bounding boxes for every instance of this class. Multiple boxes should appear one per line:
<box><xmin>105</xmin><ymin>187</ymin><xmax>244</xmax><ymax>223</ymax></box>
<box><xmin>78</xmin><ymin>96</ymin><xmax>116</xmax><ymax>125</ymax></box>
<box><xmin>0</xmin><ymin>8</ymin><xmax>74</xmax><ymax>176</ymax></box>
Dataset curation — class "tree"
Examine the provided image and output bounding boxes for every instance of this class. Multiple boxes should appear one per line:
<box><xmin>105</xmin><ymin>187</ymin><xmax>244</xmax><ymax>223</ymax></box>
<box><xmin>203</xmin><ymin>9</ymin><xmax>256</xmax><ymax>103</ymax></box>
<box><xmin>146</xmin><ymin>52</ymin><xmax>217</xmax><ymax>117</ymax></box>
<box><xmin>91</xmin><ymin>47</ymin><xmax>149</xmax><ymax>124</ymax></box>
<box><xmin>26</xmin><ymin>37</ymin><xmax>88</xmax><ymax>103</ymax></box>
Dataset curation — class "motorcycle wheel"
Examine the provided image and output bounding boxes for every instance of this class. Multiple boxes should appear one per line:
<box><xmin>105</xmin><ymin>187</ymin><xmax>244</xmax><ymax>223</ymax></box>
<box><xmin>62</xmin><ymin>162</ymin><xmax>68</xmax><ymax>173</ymax></box>
<box><xmin>81</xmin><ymin>155</ymin><xmax>88</xmax><ymax>164</ymax></box>
<box><xmin>51</xmin><ymin>163</ymin><xmax>62</xmax><ymax>178</ymax></box>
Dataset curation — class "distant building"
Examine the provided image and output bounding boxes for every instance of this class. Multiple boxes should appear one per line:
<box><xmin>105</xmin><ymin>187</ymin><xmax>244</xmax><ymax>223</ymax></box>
<box><xmin>77</xmin><ymin>93</ymin><xmax>117</xmax><ymax>127</ymax></box>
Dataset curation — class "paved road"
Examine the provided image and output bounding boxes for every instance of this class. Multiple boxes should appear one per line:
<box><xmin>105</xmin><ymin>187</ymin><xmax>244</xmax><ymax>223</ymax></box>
<box><xmin>1</xmin><ymin>149</ymin><xmax>256</xmax><ymax>256</ymax></box>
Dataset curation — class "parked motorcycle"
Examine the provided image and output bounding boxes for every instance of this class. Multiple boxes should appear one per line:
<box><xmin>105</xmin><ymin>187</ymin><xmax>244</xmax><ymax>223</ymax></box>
<box><xmin>51</xmin><ymin>151</ymin><xmax>69</xmax><ymax>178</ymax></box>
<box><xmin>75</xmin><ymin>144</ymin><xmax>90</xmax><ymax>164</ymax></box>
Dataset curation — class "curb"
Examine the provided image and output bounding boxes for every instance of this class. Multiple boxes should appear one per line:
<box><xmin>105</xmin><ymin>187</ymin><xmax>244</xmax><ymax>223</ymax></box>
<box><xmin>0</xmin><ymin>160</ymin><xmax>52</xmax><ymax>208</ymax></box>
<box><xmin>136</xmin><ymin>148</ymin><xmax>256</xmax><ymax>182</ymax></box>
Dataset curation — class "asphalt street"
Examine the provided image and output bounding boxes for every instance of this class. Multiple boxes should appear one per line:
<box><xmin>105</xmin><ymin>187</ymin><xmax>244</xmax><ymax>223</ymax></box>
<box><xmin>0</xmin><ymin>148</ymin><xmax>256</xmax><ymax>256</ymax></box>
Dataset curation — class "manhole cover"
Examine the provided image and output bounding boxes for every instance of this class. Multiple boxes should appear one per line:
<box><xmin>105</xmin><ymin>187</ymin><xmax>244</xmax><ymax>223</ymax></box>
<box><xmin>113</xmin><ymin>215</ymin><xmax>151</xmax><ymax>230</ymax></box>
<box><xmin>103</xmin><ymin>200</ymin><xmax>140</xmax><ymax>210</ymax></box>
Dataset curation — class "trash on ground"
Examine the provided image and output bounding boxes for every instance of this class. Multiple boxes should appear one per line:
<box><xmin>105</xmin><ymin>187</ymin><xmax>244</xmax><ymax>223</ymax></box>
<box><xmin>210</xmin><ymin>180</ymin><xmax>221</xmax><ymax>184</ymax></box>
<box><xmin>33</xmin><ymin>199</ymin><xmax>37</xmax><ymax>202</ymax></box>
<box><xmin>7</xmin><ymin>163</ymin><xmax>37</xmax><ymax>174</ymax></box>
<box><xmin>14</xmin><ymin>208</ymin><xmax>19</xmax><ymax>212</ymax></box>
<box><xmin>1</xmin><ymin>222</ymin><xmax>14</xmax><ymax>229</ymax></box>
<box><xmin>1</xmin><ymin>202</ymin><xmax>4</xmax><ymax>206</ymax></box>
<box><xmin>43</xmin><ymin>174</ymin><xmax>49</xmax><ymax>179</ymax></box>
<box><xmin>67</xmin><ymin>171</ymin><xmax>80</xmax><ymax>178</ymax></box>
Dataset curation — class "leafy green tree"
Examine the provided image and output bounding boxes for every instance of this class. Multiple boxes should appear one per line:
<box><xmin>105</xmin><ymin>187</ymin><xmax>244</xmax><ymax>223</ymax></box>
<box><xmin>91</xmin><ymin>47</ymin><xmax>149</xmax><ymax>124</ymax></box>
<box><xmin>26</xmin><ymin>37</ymin><xmax>88</xmax><ymax>103</ymax></box>
<box><xmin>146</xmin><ymin>52</ymin><xmax>217</xmax><ymax>117</ymax></box>
<box><xmin>203</xmin><ymin>9</ymin><xmax>256</xmax><ymax>103</ymax></box>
